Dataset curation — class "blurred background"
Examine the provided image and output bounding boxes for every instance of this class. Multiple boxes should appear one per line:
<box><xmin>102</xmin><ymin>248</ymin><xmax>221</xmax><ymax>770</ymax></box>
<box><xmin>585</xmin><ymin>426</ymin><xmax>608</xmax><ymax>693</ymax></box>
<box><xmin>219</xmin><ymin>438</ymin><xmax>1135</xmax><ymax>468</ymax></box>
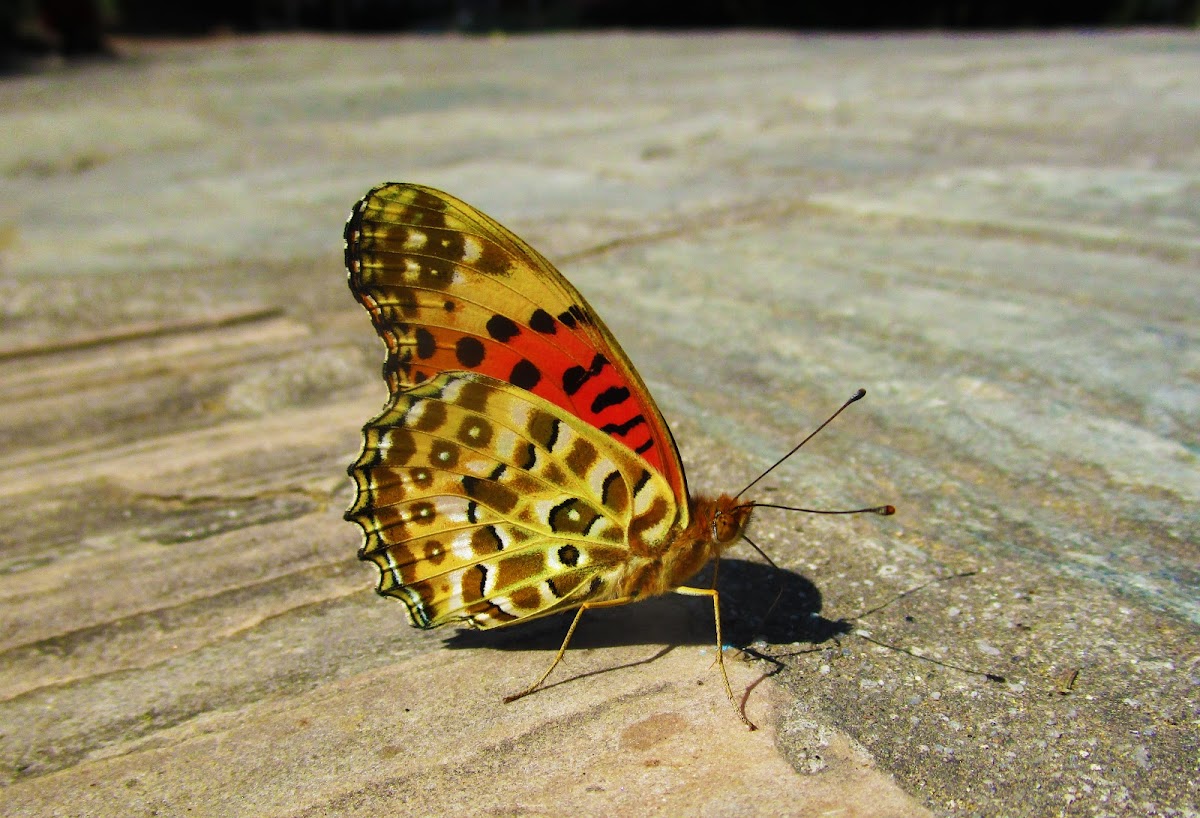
<box><xmin>3</xmin><ymin>0</ymin><xmax>1199</xmax><ymax>67</ymax></box>
<box><xmin>2</xmin><ymin>0</ymin><xmax>1197</xmax><ymax>809</ymax></box>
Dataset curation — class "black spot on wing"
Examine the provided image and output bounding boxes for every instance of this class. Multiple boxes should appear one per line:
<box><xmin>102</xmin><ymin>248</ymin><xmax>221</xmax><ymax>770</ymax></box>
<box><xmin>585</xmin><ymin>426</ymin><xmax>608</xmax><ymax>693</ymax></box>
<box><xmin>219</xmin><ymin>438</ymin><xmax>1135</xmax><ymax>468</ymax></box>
<box><xmin>510</xmin><ymin>359</ymin><xmax>541</xmax><ymax>390</ymax></box>
<box><xmin>591</xmin><ymin>386</ymin><xmax>630</xmax><ymax>413</ymax></box>
<box><xmin>486</xmin><ymin>314</ymin><xmax>520</xmax><ymax>342</ymax></box>
<box><xmin>415</xmin><ymin>328</ymin><xmax>436</xmax><ymax>359</ymax></box>
<box><xmin>455</xmin><ymin>337</ymin><xmax>485</xmax><ymax>367</ymax></box>
<box><xmin>529</xmin><ymin>308</ymin><xmax>556</xmax><ymax>334</ymax></box>
<box><xmin>600</xmin><ymin>414</ymin><xmax>646</xmax><ymax>437</ymax></box>
<box><xmin>562</xmin><ymin>353</ymin><xmax>609</xmax><ymax>396</ymax></box>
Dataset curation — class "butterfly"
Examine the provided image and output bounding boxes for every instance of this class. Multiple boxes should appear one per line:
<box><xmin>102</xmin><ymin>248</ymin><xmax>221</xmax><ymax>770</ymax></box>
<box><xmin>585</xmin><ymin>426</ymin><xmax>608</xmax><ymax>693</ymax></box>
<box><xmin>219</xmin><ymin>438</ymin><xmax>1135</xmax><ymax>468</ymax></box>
<box><xmin>343</xmin><ymin>183</ymin><xmax>890</xmax><ymax>729</ymax></box>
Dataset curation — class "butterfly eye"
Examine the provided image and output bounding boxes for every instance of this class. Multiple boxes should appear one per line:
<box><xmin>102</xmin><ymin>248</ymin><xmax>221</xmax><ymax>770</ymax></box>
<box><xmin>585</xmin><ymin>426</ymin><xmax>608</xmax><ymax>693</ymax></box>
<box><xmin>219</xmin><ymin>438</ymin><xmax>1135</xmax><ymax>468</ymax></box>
<box><xmin>710</xmin><ymin>509</ymin><xmax>738</xmax><ymax>544</ymax></box>
<box><xmin>709</xmin><ymin>501</ymin><xmax>755</xmax><ymax>545</ymax></box>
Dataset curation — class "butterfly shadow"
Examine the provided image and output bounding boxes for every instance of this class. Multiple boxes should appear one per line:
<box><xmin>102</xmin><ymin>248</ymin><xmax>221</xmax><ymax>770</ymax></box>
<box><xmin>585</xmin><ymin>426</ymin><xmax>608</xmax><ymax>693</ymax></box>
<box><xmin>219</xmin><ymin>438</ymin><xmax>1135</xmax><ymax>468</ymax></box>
<box><xmin>446</xmin><ymin>558</ymin><xmax>852</xmax><ymax>664</ymax></box>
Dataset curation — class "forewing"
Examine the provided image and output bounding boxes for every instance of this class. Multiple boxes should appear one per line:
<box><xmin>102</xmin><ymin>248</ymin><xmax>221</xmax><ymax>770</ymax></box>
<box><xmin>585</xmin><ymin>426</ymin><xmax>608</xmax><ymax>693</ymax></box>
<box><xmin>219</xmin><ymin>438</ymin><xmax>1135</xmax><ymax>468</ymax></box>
<box><xmin>345</xmin><ymin>182</ymin><xmax>688</xmax><ymax>502</ymax></box>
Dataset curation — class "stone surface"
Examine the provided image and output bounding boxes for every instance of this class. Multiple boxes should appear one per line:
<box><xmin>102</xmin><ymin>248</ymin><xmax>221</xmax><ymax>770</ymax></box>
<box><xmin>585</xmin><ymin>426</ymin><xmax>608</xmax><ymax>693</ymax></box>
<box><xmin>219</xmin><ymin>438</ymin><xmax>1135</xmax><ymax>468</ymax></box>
<box><xmin>1</xmin><ymin>31</ymin><xmax>1196</xmax><ymax>817</ymax></box>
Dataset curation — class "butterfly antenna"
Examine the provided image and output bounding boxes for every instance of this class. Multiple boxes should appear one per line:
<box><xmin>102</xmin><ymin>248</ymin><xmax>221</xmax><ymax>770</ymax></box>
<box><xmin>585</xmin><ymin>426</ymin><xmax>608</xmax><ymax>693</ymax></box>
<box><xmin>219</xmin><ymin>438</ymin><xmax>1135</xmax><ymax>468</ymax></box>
<box><xmin>741</xmin><ymin>532</ymin><xmax>786</xmax><ymax>622</ymax></box>
<box><xmin>850</xmin><ymin>571</ymin><xmax>1006</xmax><ymax>683</ymax></box>
<box><xmin>741</xmin><ymin>532</ymin><xmax>779</xmax><ymax>571</ymax></box>
<box><xmin>755</xmin><ymin>503</ymin><xmax>896</xmax><ymax>516</ymax></box>
<box><xmin>853</xmin><ymin>630</ymin><xmax>1006</xmax><ymax>683</ymax></box>
<box><xmin>853</xmin><ymin>570</ymin><xmax>976</xmax><ymax>619</ymax></box>
<box><xmin>736</xmin><ymin>388</ymin><xmax>869</xmax><ymax>499</ymax></box>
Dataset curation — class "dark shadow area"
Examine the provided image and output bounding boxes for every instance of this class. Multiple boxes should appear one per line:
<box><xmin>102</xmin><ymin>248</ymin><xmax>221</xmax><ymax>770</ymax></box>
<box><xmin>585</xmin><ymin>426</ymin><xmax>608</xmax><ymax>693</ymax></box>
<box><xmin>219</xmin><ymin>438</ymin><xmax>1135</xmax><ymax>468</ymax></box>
<box><xmin>116</xmin><ymin>1</ymin><xmax>1200</xmax><ymax>33</ymax></box>
<box><xmin>3</xmin><ymin>0</ymin><xmax>1197</xmax><ymax>73</ymax></box>
<box><xmin>444</xmin><ymin>557</ymin><xmax>853</xmax><ymax>654</ymax></box>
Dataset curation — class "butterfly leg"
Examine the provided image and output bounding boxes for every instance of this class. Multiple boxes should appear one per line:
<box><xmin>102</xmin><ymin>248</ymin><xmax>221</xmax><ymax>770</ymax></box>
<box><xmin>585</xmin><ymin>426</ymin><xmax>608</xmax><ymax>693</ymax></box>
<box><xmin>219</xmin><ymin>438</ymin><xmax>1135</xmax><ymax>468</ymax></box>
<box><xmin>503</xmin><ymin>596</ymin><xmax>636</xmax><ymax>704</ymax></box>
<box><xmin>673</xmin><ymin>579</ymin><xmax>757</xmax><ymax>730</ymax></box>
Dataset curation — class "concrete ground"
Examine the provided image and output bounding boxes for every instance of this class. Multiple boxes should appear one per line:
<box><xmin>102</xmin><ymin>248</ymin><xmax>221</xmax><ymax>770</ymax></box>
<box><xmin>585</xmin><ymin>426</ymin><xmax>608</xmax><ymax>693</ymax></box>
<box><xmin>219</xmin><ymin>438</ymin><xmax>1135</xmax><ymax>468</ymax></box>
<box><xmin>0</xmin><ymin>31</ymin><xmax>1196</xmax><ymax>817</ymax></box>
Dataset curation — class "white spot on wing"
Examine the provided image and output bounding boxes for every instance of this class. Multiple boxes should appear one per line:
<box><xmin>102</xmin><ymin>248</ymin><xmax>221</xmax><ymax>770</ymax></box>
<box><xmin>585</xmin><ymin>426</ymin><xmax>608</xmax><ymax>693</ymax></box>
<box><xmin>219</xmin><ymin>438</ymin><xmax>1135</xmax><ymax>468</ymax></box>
<box><xmin>493</xmin><ymin>428</ymin><xmax>522</xmax><ymax>461</ymax></box>
<box><xmin>531</xmin><ymin>498</ymin><xmax>560</xmax><ymax>523</ymax></box>
<box><xmin>441</xmin><ymin>377</ymin><xmax>468</xmax><ymax>402</ymax></box>
<box><xmin>553</xmin><ymin>424</ymin><xmax>578</xmax><ymax>455</ymax></box>
<box><xmin>434</xmin><ymin>497</ymin><xmax>470</xmax><ymax>525</ymax></box>
<box><xmin>463</xmin><ymin>456</ymin><xmax>493</xmax><ymax>475</ymax></box>
<box><xmin>450</xmin><ymin>531</ymin><xmax>476</xmax><ymax>562</ymax></box>
<box><xmin>633</xmin><ymin>481</ymin><xmax>657</xmax><ymax>515</ymax></box>
<box><xmin>406</xmin><ymin>400</ymin><xmax>428</xmax><ymax>426</ymax></box>
<box><xmin>585</xmin><ymin>457</ymin><xmax>619</xmax><ymax>501</ymax></box>
<box><xmin>461</xmin><ymin>235</ymin><xmax>483</xmax><ymax>263</ymax></box>
<box><xmin>404</xmin><ymin>229</ymin><xmax>428</xmax><ymax>250</ymax></box>
<box><xmin>444</xmin><ymin>571</ymin><xmax>465</xmax><ymax>616</ymax></box>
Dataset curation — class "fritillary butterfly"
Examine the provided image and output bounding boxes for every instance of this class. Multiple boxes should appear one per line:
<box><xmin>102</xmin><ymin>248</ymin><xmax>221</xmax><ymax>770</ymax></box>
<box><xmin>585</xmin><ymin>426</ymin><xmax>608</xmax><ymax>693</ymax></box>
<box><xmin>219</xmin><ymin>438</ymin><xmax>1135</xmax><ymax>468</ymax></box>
<box><xmin>344</xmin><ymin>183</ymin><xmax>887</xmax><ymax>728</ymax></box>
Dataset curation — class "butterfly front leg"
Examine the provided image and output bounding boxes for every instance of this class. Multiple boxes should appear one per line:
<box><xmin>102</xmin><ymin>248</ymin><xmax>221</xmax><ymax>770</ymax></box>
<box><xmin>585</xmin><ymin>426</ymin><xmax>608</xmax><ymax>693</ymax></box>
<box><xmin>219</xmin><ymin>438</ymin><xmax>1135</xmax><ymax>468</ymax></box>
<box><xmin>673</xmin><ymin>556</ymin><xmax>757</xmax><ymax>730</ymax></box>
<box><xmin>502</xmin><ymin>596</ymin><xmax>638</xmax><ymax>705</ymax></box>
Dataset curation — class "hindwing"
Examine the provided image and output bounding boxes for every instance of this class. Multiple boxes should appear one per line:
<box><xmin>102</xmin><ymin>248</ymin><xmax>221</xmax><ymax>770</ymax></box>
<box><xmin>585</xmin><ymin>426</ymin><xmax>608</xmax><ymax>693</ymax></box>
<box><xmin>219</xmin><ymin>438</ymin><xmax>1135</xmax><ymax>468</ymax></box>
<box><xmin>347</xmin><ymin>371</ymin><xmax>681</xmax><ymax>629</ymax></box>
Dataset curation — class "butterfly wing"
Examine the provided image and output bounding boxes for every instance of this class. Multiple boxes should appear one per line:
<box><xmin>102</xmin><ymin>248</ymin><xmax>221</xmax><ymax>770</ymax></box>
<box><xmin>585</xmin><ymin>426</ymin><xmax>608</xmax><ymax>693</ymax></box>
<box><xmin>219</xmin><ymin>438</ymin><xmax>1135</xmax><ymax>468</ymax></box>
<box><xmin>347</xmin><ymin>370</ymin><xmax>680</xmax><ymax>629</ymax></box>
<box><xmin>345</xmin><ymin>183</ymin><xmax>691</xmax><ymax>629</ymax></box>
<box><xmin>345</xmin><ymin>183</ymin><xmax>688</xmax><ymax>502</ymax></box>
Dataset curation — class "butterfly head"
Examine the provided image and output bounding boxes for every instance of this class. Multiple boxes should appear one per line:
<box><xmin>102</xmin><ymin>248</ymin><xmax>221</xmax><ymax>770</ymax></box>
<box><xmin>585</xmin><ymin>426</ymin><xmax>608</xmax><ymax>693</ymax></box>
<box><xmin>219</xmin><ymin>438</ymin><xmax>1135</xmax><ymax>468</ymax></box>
<box><xmin>710</xmin><ymin>495</ymin><xmax>754</xmax><ymax>546</ymax></box>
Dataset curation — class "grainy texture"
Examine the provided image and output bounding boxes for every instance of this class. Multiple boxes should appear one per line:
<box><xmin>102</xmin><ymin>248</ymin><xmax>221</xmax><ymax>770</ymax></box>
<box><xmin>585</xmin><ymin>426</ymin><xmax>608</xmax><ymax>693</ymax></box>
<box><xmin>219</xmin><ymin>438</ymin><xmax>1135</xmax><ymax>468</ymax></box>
<box><xmin>0</xmin><ymin>32</ymin><xmax>1196</xmax><ymax>817</ymax></box>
